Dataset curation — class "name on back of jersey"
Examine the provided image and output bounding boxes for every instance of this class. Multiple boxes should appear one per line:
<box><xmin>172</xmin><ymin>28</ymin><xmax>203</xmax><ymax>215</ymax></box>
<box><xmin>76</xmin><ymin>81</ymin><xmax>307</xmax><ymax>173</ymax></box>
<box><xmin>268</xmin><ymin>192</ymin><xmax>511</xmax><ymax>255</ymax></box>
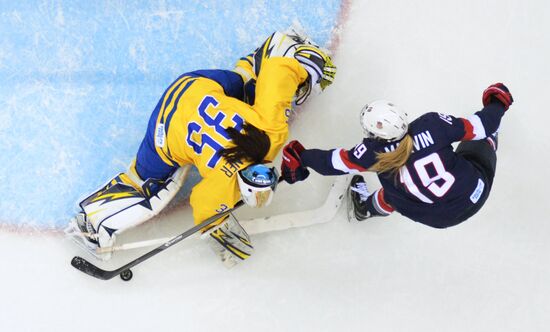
<box><xmin>384</xmin><ymin>130</ymin><xmax>435</xmax><ymax>153</ymax></box>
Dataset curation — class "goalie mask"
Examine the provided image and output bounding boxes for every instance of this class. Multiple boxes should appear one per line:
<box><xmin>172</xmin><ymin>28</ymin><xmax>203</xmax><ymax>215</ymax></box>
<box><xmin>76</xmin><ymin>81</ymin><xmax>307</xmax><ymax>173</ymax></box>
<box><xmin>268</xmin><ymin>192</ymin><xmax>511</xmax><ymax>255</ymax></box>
<box><xmin>237</xmin><ymin>164</ymin><xmax>279</xmax><ymax>208</ymax></box>
<box><xmin>360</xmin><ymin>100</ymin><xmax>409</xmax><ymax>142</ymax></box>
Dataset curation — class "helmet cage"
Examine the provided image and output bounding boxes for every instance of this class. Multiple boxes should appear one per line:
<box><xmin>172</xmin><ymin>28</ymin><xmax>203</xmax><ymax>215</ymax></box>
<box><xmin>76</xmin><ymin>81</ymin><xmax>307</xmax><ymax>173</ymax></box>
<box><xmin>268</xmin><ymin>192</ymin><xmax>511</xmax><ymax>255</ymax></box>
<box><xmin>237</xmin><ymin>165</ymin><xmax>279</xmax><ymax>208</ymax></box>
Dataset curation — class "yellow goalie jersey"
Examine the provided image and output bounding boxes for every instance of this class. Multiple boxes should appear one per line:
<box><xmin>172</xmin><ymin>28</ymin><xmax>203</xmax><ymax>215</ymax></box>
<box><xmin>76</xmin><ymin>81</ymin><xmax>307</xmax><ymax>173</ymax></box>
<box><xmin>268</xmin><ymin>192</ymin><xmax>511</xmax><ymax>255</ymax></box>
<box><xmin>149</xmin><ymin>57</ymin><xmax>308</xmax><ymax>224</ymax></box>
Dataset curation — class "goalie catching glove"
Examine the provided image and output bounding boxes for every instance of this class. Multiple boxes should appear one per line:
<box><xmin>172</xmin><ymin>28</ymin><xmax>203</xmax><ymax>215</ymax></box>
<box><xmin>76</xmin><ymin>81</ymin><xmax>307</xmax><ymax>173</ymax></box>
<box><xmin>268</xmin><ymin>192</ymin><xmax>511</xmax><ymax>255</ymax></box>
<box><xmin>293</xmin><ymin>44</ymin><xmax>336</xmax><ymax>105</ymax></box>
<box><xmin>233</xmin><ymin>28</ymin><xmax>336</xmax><ymax>106</ymax></box>
<box><xmin>281</xmin><ymin>140</ymin><xmax>310</xmax><ymax>184</ymax></box>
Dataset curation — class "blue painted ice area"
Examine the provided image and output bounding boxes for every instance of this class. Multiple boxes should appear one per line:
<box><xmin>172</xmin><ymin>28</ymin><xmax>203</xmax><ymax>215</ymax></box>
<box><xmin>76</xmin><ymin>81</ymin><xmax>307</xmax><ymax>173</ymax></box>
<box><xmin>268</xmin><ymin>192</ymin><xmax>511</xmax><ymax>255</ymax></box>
<box><xmin>0</xmin><ymin>1</ymin><xmax>341</xmax><ymax>228</ymax></box>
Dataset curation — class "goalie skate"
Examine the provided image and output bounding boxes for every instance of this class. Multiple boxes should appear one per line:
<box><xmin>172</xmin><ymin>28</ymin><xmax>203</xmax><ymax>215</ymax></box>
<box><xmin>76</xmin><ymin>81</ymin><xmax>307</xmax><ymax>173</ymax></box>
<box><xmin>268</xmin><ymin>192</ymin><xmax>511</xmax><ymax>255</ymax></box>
<box><xmin>64</xmin><ymin>213</ymin><xmax>114</xmax><ymax>261</ymax></box>
<box><xmin>346</xmin><ymin>182</ymin><xmax>358</xmax><ymax>223</ymax></box>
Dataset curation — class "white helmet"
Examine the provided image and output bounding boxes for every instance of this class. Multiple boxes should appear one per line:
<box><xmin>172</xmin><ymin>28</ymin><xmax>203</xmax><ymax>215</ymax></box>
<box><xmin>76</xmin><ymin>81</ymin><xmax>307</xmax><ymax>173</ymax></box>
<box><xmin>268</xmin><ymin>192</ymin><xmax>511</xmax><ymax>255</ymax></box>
<box><xmin>359</xmin><ymin>100</ymin><xmax>409</xmax><ymax>141</ymax></box>
<box><xmin>237</xmin><ymin>164</ymin><xmax>279</xmax><ymax>208</ymax></box>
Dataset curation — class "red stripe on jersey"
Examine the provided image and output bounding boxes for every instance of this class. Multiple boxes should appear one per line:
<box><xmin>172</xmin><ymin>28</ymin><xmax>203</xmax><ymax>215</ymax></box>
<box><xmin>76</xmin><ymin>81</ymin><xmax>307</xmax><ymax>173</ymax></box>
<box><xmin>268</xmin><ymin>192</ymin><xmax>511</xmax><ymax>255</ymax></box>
<box><xmin>461</xmin><ymin>118</ymin><xmax>475</xmax><ymax>141</ymax></box>
<box><xmin>377</xmin><ymin>188</ymin><xmax>395</xmax><ymax>213</ymax></box>
<box><xmin>340</xmin><ymin>149</ymin><xmax>368</xmax><ymax>172</ymax></box>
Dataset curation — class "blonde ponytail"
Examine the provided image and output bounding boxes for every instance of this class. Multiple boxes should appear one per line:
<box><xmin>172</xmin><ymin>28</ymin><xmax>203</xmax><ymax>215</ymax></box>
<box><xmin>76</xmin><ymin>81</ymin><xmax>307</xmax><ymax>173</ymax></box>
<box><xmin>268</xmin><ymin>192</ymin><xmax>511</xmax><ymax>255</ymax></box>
<box><xmin>370</xmin><ymin>135</ymin><xmax>413</xmax><ymax>174</ymax></box>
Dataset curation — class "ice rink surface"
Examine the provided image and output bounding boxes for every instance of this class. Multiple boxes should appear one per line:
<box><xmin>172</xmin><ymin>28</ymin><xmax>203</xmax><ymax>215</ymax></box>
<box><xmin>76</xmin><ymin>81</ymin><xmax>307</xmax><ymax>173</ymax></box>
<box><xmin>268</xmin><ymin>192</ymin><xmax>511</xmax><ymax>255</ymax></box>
<box><xmin>2</xmin><ymin>1</ymin><xmax>550</xmax><ymax>331</ymax></box>
<box><xmin>0</xmin><ymin>0</ymin><xmax>340</xmax><ymax>228</ymax></box>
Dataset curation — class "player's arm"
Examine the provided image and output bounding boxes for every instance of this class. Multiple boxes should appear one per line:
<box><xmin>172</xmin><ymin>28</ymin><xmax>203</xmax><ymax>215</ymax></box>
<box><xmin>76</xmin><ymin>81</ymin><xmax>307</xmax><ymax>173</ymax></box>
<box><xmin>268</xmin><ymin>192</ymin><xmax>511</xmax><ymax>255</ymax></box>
<box><xmin>238</xmin><ymin>57</ymin><xmax>309</xmax><ymax>163</ymax></box>
<box><xmin>233</xmin><ymin>30</ymin><xmax>336</xmax><ymax>106</ymax></box>
<box><xmin>252</xmin><ymin>57</ymin><xmax>309</xmax><ymax>130</ymax></box>
<box><xmin>443</xmin><ymin>83</ymin><xmax>513</xmax><ymax>142</ymax></box>
<box><xmin>302</xmin><ymin>147</ymin><xmax>371</xmax><ymax>174</ymax></box>
<box><xmin>280</xmin><ymin>140</ymin><xmax>374</xmax><ymax>184</ymax></box>
<box><xmin>189</xmin><ymin>174</ymin><xmax>242</xmax><ymax>230</ymax></box>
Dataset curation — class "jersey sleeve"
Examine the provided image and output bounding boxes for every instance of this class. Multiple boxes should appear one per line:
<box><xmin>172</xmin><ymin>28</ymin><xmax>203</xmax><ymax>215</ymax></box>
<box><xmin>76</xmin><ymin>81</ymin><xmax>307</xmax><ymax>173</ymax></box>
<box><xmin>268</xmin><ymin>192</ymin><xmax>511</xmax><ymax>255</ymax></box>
<box><xmin>301</xmin><ymin>141</ymin><xmax>377</xmax><ymax>175</ymax></box>
<box><xmin>431</xmin><ymin>102</ymin><xmax>506</xmax><ymax>143</ymax></box>
<box><xmin>252</xmin><ymin>57</ymin><xmax>308</xmax><ymax>132</ymax></box>
<box><xmin>189</xmin><ymin>172</ymin><xmax>241</xmax><ymax>227</ymax></box>
<box><xmin>461</xmin><ymin>102</ymin><xmax>506</xmax><ymax>140</ymax></box>
<box><xmin>242</xmin><ymin>56</ymin><xmax>309</xmax><ymax>162</ymax></box>
<box><xmin>420</xmin><ymin>112</ymin><xmax>467</xmax><ymax>143</ymax></box>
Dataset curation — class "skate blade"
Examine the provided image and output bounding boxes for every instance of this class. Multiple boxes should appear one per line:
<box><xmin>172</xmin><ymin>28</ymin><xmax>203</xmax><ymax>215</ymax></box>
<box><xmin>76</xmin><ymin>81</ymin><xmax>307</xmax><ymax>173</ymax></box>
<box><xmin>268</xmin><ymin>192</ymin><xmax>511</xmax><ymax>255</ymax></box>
<box><xmin>65</xmin><ymin>221</ymin><xmax>112</xmax><ymax>262</ymax></box>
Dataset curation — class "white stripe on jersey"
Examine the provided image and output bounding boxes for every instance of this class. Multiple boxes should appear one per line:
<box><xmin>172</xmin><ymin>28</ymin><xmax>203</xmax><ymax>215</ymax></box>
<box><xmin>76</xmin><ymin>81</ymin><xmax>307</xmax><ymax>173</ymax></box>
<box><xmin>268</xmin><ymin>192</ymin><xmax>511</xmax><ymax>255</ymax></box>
<box><xmin>331</xmin><ymin>148</ymin><xmax>360</xmax><ymax>174</ymax></box>
<box><xmin>466</xmin><ymin>114</ymin><xmax>487</xmax><ymax>140</ymax></box>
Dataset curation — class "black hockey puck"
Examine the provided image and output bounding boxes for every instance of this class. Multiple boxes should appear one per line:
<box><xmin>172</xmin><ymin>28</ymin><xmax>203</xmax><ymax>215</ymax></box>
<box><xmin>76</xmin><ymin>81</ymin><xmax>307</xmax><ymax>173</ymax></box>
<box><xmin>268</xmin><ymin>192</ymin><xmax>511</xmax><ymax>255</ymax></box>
<box><xmin>120</xmin><ymin>269</ymin><xmax>133</xmax><ymax>281</ymax></box>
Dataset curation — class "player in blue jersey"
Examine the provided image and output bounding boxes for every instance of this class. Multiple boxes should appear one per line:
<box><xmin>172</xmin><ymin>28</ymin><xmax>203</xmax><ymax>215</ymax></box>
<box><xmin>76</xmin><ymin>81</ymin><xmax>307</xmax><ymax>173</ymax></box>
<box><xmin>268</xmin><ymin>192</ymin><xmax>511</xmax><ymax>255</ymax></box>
<box><xmin>280</xmin><ymin>83</ymin><xmax>513</xmax><ymax>228</ymax></box>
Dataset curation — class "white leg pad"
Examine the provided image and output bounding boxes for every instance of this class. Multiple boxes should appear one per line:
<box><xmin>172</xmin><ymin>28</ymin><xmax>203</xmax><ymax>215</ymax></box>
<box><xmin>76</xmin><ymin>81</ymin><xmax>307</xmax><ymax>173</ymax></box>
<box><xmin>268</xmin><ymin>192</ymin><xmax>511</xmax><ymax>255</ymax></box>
<box><xmin>82</xmin><ymin>166</ymin><xmax>190</xmax><ymax>247</ymax></box>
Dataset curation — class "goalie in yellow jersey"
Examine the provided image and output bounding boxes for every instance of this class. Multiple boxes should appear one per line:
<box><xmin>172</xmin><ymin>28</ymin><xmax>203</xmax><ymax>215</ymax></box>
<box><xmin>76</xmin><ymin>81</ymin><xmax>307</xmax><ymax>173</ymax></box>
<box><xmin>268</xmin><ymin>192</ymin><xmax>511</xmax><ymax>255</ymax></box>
<box><xmin>65</xmin><ymin>28</ymin><xmax>336</xmax><ymax>267</ymax></box>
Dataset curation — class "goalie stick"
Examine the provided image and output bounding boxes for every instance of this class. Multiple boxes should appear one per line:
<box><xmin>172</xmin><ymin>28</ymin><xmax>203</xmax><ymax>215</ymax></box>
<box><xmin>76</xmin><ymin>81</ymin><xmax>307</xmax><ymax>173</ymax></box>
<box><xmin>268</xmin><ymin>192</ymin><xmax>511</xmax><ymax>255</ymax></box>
<box><xmin>70</xmin><ymin>200</ymin><xmax>245</xmax><ymax>280</ymax></box>
<box><xmin>95</xmin><ymin>175</ymin><xmax>352</xmax><ymax>254</ymax></box>
<box><xmin>71</xmin><ymin>176</ymin><xmax>351</xmax><ymax>279</ymax></box>
<box><xmin>242</xmin><ymin>175</ymin><xmax>351</xmax><ymax>234</ymax></box>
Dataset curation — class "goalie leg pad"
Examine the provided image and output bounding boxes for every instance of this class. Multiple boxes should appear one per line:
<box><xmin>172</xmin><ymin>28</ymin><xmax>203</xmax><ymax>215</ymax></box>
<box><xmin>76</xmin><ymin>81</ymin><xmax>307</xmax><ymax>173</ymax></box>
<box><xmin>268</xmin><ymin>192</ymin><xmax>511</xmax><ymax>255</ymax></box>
<box><xmin>64</xmin><ymin>212</ymin><xmax>115</xmax><ymax>261</ymax></box>
<box><xmin>204</xmin><ymin>213</ymin><xmax>254</xmax><ymax>269</ymax></box>
<box><xmin>74</xmin><ymin>166</ymin><xmax>189</xmax><ymax>253</ymax></box>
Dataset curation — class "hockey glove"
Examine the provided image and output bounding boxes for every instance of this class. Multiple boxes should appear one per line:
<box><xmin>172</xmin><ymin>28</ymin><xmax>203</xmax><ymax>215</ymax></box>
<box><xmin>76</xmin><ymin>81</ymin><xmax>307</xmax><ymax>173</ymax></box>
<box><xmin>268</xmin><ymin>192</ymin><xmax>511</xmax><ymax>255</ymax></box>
<box><xmin>293</xmin><ymin>45</ymin><xmax>336</xmax><ymax>105</ymax></box>
<box><xmin>281</xmin><ymin>140</ymin><xmax>310</xmax><ymax>184</ymax></box>
<box><xmin>482</xmin><ymin>83</ymin><xmax>513</xmax><ymax>111</ymax></box>
<box><xmin>294</xmin><ymin>45</ymin><xmax>336</xmax><ymax>90</ymax></box>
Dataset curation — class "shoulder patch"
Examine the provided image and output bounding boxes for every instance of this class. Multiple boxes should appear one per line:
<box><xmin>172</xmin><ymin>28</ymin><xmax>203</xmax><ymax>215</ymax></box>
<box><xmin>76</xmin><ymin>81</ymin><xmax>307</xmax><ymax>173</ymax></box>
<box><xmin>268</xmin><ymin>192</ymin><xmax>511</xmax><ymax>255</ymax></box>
<box><xmin>155</xmin><ymin>123</ymin><xmax>166</xmax><ymax>148</ymax></box>
<box><xmin>470</xmin><ymin>178</ymin><xmax>485</xmax><ymax>203</ymax></box>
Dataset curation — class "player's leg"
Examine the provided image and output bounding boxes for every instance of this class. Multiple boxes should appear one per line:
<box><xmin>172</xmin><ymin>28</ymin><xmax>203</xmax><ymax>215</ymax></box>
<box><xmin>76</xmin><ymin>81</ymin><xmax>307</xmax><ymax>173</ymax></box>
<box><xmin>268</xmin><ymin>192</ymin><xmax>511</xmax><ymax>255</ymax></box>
<box><xmin>66</xmin><ymin>162</ymin><xmax>188</xmax><ymax>260</ymax></box>
<box><xmin>202</xmin><ymin>213</ymin><xmax>254</xmax><ymax>269</ymax></box>
<box><xmin>454</xmin><ymin>133</ymin><xmax>498</xmax><ymax>221</ymax></box>
<box><xmin>66</xmin><ymin>117</ymin><xmax>187</xmax><ymax>260</ymax></box>
<box><xmin>456</xmin><ymin>133</ymin><xmax>498</xmax><ymax>189</ymax></box>
<box><xmin>348</xmin><ymin>175</ymin><xmax>394</xmax><ymax>222</ymax></box>
<box><xmin>190</xmin><ymin>173</ymin><xmax>253</xmax><ymax>267</ymax></box>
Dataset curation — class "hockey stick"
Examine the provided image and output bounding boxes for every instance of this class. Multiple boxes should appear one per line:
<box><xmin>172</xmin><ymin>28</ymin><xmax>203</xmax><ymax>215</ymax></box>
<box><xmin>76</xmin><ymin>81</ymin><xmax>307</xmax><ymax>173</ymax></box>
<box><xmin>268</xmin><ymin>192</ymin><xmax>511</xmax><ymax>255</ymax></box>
<box><xmin>95</xmin><ymin>237</ymin><xmax>172</xmax><ymax>254</ymax></box>
<box><xmin>242</xmin><ymin>175</ymin><xmax>351</xmax><ymax>234</ymax></box>
<box><xmin>70</xmin><ymin>200</ymin><xmax>245</xmax><ymax>280</ymax></box>
<box><xmin>95</xmin><ymin>175</ymin><xmax>351</xmax><ymax>253</ymax></box>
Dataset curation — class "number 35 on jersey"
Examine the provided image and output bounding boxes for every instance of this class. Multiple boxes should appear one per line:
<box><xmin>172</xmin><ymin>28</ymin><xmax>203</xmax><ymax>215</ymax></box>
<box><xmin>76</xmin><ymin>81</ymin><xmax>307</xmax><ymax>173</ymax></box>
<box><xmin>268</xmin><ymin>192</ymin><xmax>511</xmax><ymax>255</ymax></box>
<box><xmin>186</xmin><ymin>96</ymin><xmax>244</xmax><ymax>168</ymax></box>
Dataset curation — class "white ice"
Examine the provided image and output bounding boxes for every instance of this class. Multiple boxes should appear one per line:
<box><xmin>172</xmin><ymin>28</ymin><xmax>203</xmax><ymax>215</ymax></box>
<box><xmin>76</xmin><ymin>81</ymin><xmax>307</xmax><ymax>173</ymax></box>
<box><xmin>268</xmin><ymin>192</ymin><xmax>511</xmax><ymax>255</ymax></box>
<box><xmin>2</xmin><ymin>1</ymin><xmax>550</xmax><ymax>331</ymax></box>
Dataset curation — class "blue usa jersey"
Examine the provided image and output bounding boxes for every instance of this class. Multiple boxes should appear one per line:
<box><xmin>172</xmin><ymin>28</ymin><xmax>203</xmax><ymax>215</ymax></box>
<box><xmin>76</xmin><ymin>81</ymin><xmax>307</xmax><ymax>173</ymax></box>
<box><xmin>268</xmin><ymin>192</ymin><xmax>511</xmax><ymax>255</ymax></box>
<box><xmin>300</xmin><ymin>103</ymin><xmax>506</xmax><ymax>227</ymax></box>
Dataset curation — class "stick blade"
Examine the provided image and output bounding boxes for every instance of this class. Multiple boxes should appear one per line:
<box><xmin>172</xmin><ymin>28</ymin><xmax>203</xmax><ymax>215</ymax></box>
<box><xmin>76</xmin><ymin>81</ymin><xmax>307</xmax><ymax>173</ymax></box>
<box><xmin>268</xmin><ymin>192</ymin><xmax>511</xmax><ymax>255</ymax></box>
<box><xmin>71</xmin><ymin>256</ymin><xmax>116</xmax><ymax>280</ymax></box>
